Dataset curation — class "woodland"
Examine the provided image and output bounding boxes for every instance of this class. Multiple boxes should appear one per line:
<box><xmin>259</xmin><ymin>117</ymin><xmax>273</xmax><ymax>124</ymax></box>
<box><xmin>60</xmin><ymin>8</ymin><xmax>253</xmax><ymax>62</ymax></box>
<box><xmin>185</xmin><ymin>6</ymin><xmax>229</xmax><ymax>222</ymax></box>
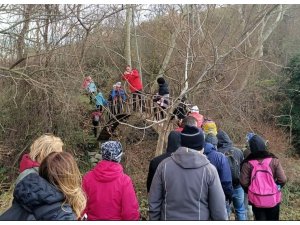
<box><xmin>1</xmin><ymin>4</ymin><xmax>300</xmax><ymax>220</ymax></box>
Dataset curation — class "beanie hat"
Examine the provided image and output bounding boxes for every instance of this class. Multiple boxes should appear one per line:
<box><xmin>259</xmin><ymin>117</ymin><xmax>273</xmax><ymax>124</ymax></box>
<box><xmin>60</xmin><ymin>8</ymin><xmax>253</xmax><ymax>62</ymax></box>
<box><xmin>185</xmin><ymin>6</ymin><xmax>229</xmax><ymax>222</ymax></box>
<box><xmin>248</xmin><ymin>135</ymin><xmax>267</xmax><ymax>153</ymax></box>
<box><xmin>101</xmin><ymin>141</ymin><xmax>123</xmax><ymax>163</ymax></box>
<box><xmin>205</xmin><ymin>134</ymin><xmax>218</xmax><ymax>146</ymax></box>
<box><xmin>181</xmin><ymin>125</ymin><xmax>204</xmax><ymax>150</ymax></box>
<box><xmin>202</xmin><ymin>120</ymin><xmax>217</xmax><ymax>136</ymax></box>
<box><xmin>191</xmin><ymin>105</ymin><xmax>199</xmax><ymax>113</ymax></box>
<box><xmin>157</xmin><ymin>77</ymin><xmax>166</xmax><ymax>84</ymax></box>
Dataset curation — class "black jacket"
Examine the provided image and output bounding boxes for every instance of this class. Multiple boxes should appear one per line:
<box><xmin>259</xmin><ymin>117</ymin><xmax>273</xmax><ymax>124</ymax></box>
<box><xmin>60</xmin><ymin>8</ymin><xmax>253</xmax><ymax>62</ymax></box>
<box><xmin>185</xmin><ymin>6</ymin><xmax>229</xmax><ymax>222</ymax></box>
<box><xmin>0</xmin><ymin>173</ymin><xmax>76</xmax><ymax>220</ymax></box>
<box><xmin>146</xmin><ymin>131</ymin><xmax>181</xmax><ymax>192</ymax></box>
<box><xmin>158</xmin><ymin>82</ymin><xmax>169</xmax><ymax>96</ymax></box>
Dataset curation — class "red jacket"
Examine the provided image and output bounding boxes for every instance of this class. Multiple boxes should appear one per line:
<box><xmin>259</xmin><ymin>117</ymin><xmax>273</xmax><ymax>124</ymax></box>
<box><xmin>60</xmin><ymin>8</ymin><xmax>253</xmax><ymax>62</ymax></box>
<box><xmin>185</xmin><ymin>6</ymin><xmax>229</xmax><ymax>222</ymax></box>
<box><xmin>122</xmin><ymin>69</ymin><xmax>143</xmax><ymax>93</ymax></box>
<box><xmin>188</xmin><ymin>112</ymin><xmax>204</xmax><ymax>128</ymax></box>
<box><xmin>19</xmin><ymin>154</ymin><xmax>40</xmax><ymax>173</ymax></box>
<box><xmin>82</xmin><ymin>160</ymin><xmax>140</xmax><ymax>221</ymax></box>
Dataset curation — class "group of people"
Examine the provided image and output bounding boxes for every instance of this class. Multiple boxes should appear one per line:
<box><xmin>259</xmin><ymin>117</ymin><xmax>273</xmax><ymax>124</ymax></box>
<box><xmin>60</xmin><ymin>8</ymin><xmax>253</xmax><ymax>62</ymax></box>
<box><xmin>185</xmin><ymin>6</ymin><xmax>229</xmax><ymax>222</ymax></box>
<box><xmin>147</xmin><ymin>110</ymin><xmax>287</xmax><ymax>221</ymax></box>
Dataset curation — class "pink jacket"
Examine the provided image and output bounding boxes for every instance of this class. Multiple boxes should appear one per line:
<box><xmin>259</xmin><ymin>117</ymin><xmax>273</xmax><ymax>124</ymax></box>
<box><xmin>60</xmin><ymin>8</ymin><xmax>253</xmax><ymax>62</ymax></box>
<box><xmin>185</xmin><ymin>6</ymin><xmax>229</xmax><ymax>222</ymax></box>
<box><xmin>82</xmin><ymin>160</ymin><xmax>140</xmax><ymax>221</ymax></box>
<box><xmin>188</xmin><ymin>112</ymin><xmax>204</xmax><ymax>128</ymax></box>
<box><xmin>122</xmin><ymin>69</ymin><xmax>143</xmax><ymax>93</ymax></box>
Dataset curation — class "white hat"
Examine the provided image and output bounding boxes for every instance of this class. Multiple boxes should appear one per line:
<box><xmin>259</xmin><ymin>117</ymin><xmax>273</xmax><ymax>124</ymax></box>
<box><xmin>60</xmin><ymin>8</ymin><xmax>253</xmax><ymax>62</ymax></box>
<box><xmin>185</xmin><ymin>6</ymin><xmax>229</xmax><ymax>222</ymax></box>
<box><xmin>191</xmin><ymin>105</ymin><xmax>199</xmax><ymax>113</ymax></box>
<box><xmin>116</xmin><ymin>82</ymin><xmax>121</xmax><ymax>87</ymax></box>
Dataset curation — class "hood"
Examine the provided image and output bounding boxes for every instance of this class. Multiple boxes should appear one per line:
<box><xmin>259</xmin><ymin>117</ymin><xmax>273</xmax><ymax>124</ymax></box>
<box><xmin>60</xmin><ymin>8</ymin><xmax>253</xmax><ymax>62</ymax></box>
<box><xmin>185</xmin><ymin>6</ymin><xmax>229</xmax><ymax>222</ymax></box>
<box><xmin>204</xmin><ymin>142</ymin><xmax>217</xmax><ymax>155</ymax></box>
<box><xmin>92</xmin><ymin>160</ymin><xmax>123</xmax><ymax>182</ymax></box>
<box><xmin>216</xmin><ymin>130</ymin><xmax>233</xmax><ymax>152</ymax></box>
<box><xmin>171</xmin><ymin>147</ymin><xmax>210</xmax><ymax>169</ymax></box>
<box><xmin>14</xmin><ymin>173</ymin><xmax>65</xmax><ymax>210</ymax></box>
<box><xmin>205</xmin><ymin>134</ymin><xmax>218</xmax><ymax>146</ymax></box>
<box><xmin>158</xmin><ymin>82</ymin><xmax>169</xmax><ymax>95</ymax></box>
<box><xmin>249</xmin><ymin>135</ymin><xmax>267</xmax><ymax>153</ymax></box>
<box><xmin>19</xmin><ymin>154</ymin><xmax>40</xmax><ymax>173</ymax></box>
<box><xmin>166</xmin><ymin>131</ymin><xmax>181</xmax><ymax>153</ymax></box>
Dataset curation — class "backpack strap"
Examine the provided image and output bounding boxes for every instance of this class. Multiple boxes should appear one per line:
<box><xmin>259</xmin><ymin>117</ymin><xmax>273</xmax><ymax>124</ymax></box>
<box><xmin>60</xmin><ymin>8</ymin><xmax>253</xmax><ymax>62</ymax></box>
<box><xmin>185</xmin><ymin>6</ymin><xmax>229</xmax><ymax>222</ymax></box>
<box><xmin>249</xmin><ymin>157</ymin><xmax>272</xmax><ymax>167</ymax></box>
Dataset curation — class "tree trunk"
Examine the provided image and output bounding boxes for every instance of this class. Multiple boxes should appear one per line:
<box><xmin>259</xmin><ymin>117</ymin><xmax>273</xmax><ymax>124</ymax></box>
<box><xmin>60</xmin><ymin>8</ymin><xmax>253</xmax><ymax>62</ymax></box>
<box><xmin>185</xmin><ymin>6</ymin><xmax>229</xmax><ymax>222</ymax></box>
<box><xmin>125</xmin><ymin>6</ymin><xmax>132</xmax><ymax>67</ymax></box>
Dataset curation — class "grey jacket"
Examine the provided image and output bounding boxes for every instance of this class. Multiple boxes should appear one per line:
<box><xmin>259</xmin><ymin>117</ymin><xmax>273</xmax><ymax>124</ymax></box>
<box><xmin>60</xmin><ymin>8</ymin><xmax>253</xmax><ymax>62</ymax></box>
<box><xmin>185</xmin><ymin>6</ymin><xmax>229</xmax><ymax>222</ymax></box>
<box><xmin>148</xmin><ymin>147</ymin><xmax>228</xmax><ymax>221</ymax></box>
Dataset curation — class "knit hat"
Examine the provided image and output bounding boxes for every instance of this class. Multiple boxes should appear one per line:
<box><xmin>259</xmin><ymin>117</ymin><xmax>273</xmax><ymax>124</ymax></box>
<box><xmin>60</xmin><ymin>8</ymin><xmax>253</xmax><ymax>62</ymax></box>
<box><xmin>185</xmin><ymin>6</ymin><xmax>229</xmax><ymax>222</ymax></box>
<box><xmin>181</xmin><ymin>125</ymin><xmax>204</xmax><ymax>151</ymax></box>
<box><xmin>246</xmin><ymin>132</ymin><xmax>255</xmax><ymax>142</ymax></box>
<box><xmin>191</xmin><ymin>105</ymin><xmax>199</xmax><ymax>113</ymax></box>
<box><xmin>205</xmin><ymin>134</ymin><xmax>218</xmax><ymax>147</ymax></box>
<box><xmin>101</xmin><ymin>141</ymin><xmax>123</xmax><ymax>163</ymax></box>
<box><xmin>202</xmin><ymin>120</ymin><xmax>217</xmax><ymax>136</ymax></box>
<box><xmin>157</xmin><ymin>77</ymin><xmax>166</xmax><ymax>84</ymax></box>
<box><xmin>248</xmin><ymin>135</ymin><xmax>267</xmax><ymax>153</ymax></box>
<box><xmin>116</xmin><ymin>82</ymin><xmax>121</xmax><ymax>87</ymax></box>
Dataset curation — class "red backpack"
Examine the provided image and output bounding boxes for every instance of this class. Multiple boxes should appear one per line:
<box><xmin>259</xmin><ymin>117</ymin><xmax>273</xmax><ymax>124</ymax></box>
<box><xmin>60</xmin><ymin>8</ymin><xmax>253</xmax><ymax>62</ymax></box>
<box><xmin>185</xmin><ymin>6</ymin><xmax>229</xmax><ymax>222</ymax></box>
<box><xmin>248</xmin><ymin>158</ymin><xmax>281</xmax><ymax>208</ymax></box>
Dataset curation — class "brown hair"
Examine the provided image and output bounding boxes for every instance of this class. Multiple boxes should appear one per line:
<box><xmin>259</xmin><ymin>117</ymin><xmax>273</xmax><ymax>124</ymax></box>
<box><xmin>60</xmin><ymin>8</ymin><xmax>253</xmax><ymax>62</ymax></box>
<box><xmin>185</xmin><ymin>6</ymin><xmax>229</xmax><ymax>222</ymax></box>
<box><xmin>39</xmin><ymin>152</ymin><xmax>86</xmax><ymax>218</ymax></box>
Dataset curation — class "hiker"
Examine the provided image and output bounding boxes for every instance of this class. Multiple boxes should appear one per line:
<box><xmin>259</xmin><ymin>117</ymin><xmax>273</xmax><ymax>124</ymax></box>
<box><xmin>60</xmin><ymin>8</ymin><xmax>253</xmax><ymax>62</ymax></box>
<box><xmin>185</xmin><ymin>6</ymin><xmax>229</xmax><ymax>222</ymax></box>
<box><xmin>108</xmin><ymin>84</ymin><xmax>117</xmax><ymax>116</ymax></box>
<box><xmin>240</xmin><ymin>134</ymin><xmax>287</xmax><ymax>221</ymax></box>
<box><xmin>115</xmin><ymin>82</ymin><xmax>127</xmax><ymax>114</ymax></box>
<box><xmin>188</xmin><ymin>105</ymin><xmax>204</xmax><ymax>128</ymax></box>
<box><xmin>82</xmin><ymin>141</ymin><xmax>140</xmax><ymax>220</ymax></box>
<box><xmin>175</xmin><ymin>115</ymin><xmax>197</xmax><ymax>132</ymax></box>
<box><xmin>82</xmin><ymin>76</ymin><xmax>92</xmax><ymax>91</ymax></box>
<box><xmin>146</xmin><ymin>131</ymin><xmax>181</xmax><ymax>193</ymax></box>
<box><xmin>91</xmin><ymin>109</ymin><xmax>102</xmax><ymax>138</ymax></box>
<box><xmin>148</xmin><ymin>125</ymin><xmax>228</xmax><ymax>220</ymax></box>
<box><xmin>202</xmin><ymin>118</ymin><xmax>218</xmax><ymax>136</ymax></box>
<box><xmin>153</xmin><ymin>77</ymin><xmax>170</xmax><ymax>120</ymax></box>
<box><xmin>122</xmin><ymin>65</ymin><xmax>143</xmax><ymax>111</ymax></box>
<box><xmin>172</xmin><ymin>95</ymin><xmax>188</xmax><ymax>121</ymax></box>
<box><xmin>0</xmin><ymin>152</ymin><xmax>86</xmax><ymax>220</ymax></box>
<box><xmin>204</xmin><ymin>142</ymin><xmax>233</xmax><ymax>217</ymax></box>
<box><xmin>217</xmin><ymin>130</ymin><xmax>246</xmax><ymax>220</ymax></box>
<box><xmin>87</xmin><ymin>78</ymin><xmax>97</xmax><ymax>103</ymax></box>
<box><xmin>95</xmin><ymin>91</ymin><xmax>107</xmax><ymax>111</ymax></box>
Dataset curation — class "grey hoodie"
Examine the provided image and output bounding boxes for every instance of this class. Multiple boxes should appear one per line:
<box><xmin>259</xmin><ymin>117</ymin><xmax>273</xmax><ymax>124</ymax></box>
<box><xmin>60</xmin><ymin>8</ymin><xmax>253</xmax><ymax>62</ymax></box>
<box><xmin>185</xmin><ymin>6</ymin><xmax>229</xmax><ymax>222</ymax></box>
<box><xmin>148</xmin><ymin>147</ymin><xmax>228</xmax><ymax>221</ymax></box>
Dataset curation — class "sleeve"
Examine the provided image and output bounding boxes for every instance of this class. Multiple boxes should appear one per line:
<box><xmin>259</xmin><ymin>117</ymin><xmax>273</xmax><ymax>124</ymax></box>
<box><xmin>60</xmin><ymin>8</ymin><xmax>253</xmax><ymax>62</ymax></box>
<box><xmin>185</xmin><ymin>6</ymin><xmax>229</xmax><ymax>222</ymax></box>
<box><xmin>148</xmin><ymin>163</ymin><xmax>164</xmax><ymax>220</ymax></box>
<box><xmin>121</xmin><ymin>176</ymin><xmax>140</xmax><ymax>220</ymax></box>
<box><xmin>219</xmin><ymin>156</ymin><xmax>233</xmax><ymax>201</ymax></box>
<box><xmin>239</xmin><ymin>162</ymin><xmax>252</xmax><ymax>193</ymax></box>
<box><xmin>146</xmin><ymin>160</ymin><xmax>155</xmax><ymax>193</ymax></box>
<box><xmin>131</xmin><ymin>69</ymin><xmax>140</xmax><ymax>78</ymax></box>
<box><xmin>273</xmin><ymin>159</ymin><xmax>287</xmax><ymax>187</ymax></box>
<box><xmin>81</xmin><ymin>176</ymin><xmax>89</xmax><ymax>217</ymax></box>
<box><xmin>208</xmin><ymin>166</ymin><xmax>228</xmax><ymax>220</ymax></box>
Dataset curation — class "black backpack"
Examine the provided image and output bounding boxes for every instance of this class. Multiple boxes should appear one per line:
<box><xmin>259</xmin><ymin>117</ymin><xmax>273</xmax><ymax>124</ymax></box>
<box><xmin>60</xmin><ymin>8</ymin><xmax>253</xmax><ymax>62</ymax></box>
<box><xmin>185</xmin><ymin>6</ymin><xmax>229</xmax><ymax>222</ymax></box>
<box><xmin>225</xmin><ymin>149</ymin><xmax>240</xmax><ymax>187</ymax></box>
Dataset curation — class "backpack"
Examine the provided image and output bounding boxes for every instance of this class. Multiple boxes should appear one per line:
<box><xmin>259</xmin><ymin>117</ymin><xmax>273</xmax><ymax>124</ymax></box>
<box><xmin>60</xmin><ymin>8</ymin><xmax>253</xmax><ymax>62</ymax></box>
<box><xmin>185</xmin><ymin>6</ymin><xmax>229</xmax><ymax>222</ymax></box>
<box><xmin>225</xmin><ymin>149</ymin><xmax>240</xmax><ymax>187</ymax></box>
<box><xmin>248</xmin><ymin>158</ymin><xmax>281</xmax><ymax>208</ymax></box>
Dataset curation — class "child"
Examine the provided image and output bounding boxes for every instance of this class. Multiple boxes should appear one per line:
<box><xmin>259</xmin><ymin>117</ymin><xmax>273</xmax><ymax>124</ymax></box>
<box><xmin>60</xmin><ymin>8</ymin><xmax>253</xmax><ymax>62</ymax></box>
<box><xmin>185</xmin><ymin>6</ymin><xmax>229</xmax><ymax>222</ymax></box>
<box><xmin>91</xmin><ymin>109</ymin><xmax>102</xmax><ymax>138</ymax></box>
<box><xmin>154</xmin><ymin>77</ymin><xmax>170</xmax><ymax>120</ymax></box>
<box><xmin>95</xmin><ymin>91</ymin><xmax>107</xmax><ymax>111</ymax></box>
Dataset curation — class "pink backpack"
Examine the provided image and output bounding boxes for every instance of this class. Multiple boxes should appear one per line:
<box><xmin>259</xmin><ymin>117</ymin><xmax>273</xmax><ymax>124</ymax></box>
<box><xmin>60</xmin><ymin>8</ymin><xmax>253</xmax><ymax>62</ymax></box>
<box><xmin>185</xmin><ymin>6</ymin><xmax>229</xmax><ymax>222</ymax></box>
<box><xmin>248</xmin><ymin>158</ymin><xmax>281</xmax><ymax>208</ymax></box>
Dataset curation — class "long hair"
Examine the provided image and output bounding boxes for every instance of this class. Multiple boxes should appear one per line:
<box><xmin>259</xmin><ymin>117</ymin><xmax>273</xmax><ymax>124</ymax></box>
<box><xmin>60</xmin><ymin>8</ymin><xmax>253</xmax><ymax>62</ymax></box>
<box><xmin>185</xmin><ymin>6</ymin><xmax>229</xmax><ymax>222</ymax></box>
<box><xmin>29</xmin><ymin>134</ymin><xmax>63</xmax><ymax>163</ymax></box>
<box><xmin>39</xmin><ymin>152</ymin><xmax>87</xmax><ymax>218</ymax></box>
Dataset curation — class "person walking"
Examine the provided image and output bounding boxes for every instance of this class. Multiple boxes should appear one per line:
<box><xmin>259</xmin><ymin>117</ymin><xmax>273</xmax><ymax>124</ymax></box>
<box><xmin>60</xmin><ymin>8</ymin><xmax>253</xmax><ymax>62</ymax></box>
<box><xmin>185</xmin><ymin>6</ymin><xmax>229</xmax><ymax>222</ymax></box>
<box><xmin>148</xmin><ymin>125</ymin><xmax>228</xmax><ymax>220</ymax></box>
<box><xmin>146</xmin><ymin>131</ymin><xmax>181</xmax><ymax>192</ymax></box>
<box><xmin>240</xmin><ymin>134</ymin><xmax>287</xmax><ymax>220</ymax></box>
<box><xmin>217</xmin><ymin>130</ymin><xmax>246</xmax><ymax>220</ymax></box>
<box><xmin>122</xmin><ymin>65</ymin><xmax>143</xmax><ymax>111</ymax></box>
<box><xmin>82</xmin><ymin>141</ymin><xmax>140</xmax><ymax>220</ymax></box>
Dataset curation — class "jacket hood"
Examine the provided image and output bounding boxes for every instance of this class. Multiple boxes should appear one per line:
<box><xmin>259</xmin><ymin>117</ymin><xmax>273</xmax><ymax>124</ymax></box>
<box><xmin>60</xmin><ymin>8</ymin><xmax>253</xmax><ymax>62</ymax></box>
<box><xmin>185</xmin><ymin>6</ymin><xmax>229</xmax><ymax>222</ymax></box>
<box><xmin>205</xmin><ymin>134</ymin><xmax>218</xmax><ymax>146</ymax></box>
<box><xmin>158</xmin><ymin>82</ymin><xmax>169</xmax><ymax>95</ymax></box>
<box><xmin>92</xmin><ymin>160</ymin><xmax>123</xmax><ymax>182</ymax></box>
<box><xmin>166</xmin><ymin>131</ymin><xmax>181</xmax><ymax>153</ymax></box>
<box><xmin>19</xmin><ymin>154</ymin><xmax>40</xmax><ymax>173</ymax></box>
<box><xmin>171</xmin><ymin>147</ymin><xmax>210</xmax><ymax>169</ymax></box>
<box><xmin>204</xmin><ymin>142</ymin><xmax>217</xmax><ymax>155</ymax></box>
<box><xmin>14</xmin><ymin>173</ymin><xmax>65</xmax><ymax>209</ymax></box>
<box><xmin>249</xmin><ymin>135</ymin><xmax>267</xmax><ymax>153</ymax></box>
<box><xmin>216</xmin><ymin>130</ymin><xmax>233</xmax><ymax>151</ymax></box>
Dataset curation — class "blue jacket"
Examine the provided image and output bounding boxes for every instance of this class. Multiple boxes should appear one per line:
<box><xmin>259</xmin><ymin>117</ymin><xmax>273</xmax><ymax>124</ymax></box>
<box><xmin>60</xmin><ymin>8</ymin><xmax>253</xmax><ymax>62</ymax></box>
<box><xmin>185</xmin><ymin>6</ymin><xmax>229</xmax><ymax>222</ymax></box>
<box><xmin>116</xmin><ymin>89</ymin><xmax>126</xmax><ymax>101</ymax></box>
<box><xmin>0</xmin><ymin>173</ymin><xmax>76</xmax><ymax>220</ymax></box>
<box><xmin>204</xmin><ymin>142</ymin><xmax>233</xmax><ymax>201</ymax></box>
<box><xmin>87</xmin><ymin>82</ymin><xmax>97</xmax><ymax>93</ymax></box>
<box><xmin>95</xmin><ymin>92</ymin><xmax>107</xmax><ymax>106</ymax></box>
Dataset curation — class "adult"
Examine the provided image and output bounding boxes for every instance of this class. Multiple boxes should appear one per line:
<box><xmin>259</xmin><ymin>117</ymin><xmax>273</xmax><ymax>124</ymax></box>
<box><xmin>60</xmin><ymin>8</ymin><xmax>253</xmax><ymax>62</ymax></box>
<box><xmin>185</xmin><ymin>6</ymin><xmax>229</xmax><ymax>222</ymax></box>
<box><xmin>82</xmin><ymin>141</ymin><xmax>140</xmax><ymax>220</ymax></box>
<box><xmin>202</xmin><ymin>119</ymin><xmax>217</xmax><ymax>136</ymax></box>
<box><xmin>240</xmin><ymin>134</ymin><xmax>287</xmax><ymax>221</ymax></box>
<box><xmin>82</xmin><ymin>76</ymin><xmax>92</xmax><ymax>90</ymax></box>
<box><xmin>146</xmin><ymin>131</ymin><xmax>181</xmax><ymax>192</ymax></box>
<box><xmin>217</xmin><ymin>130</ymin><xmax>246</xmax><ymax>220</ymax></box>
<box><xmin>175</xmin><ymin>115</ymin><xmax>197</xmax><ymax>132</ymax></box>
<box><xmin>172</xmin><ymin>95</ymin><xmax>188</xmax><ymax>121</ymax></box>
<box><xmin>115</xmin><ymin>82</ymin><xmax>127</xmax><ymax>114</ymax></box>
<box><xmin>95</xmin><ymin>91</ymin><xmax>107</xmax><ymax>111</ymax></box>
<box><xmin>188</xmin><ymin>105</ymin><xmax>204</xmax><ymax>128</ymax></box>
<box><xmin>148</xmin><ymin>125</ymin><xmax>228</xmax><ymax>220</ymax></box>
<box><xmin>204</xmin><ymin>142</ymin><xmax>233</xmax><ymax>215</ymax></box>
<box><xmin>122</xmin><ymin>65</ymin><xmax>143</xmax><ymax>111</ymax></box>
<box><xmin>1</xmin><ymin>152</ymin><xmax>86</xmax><ymax>220</ymax></box>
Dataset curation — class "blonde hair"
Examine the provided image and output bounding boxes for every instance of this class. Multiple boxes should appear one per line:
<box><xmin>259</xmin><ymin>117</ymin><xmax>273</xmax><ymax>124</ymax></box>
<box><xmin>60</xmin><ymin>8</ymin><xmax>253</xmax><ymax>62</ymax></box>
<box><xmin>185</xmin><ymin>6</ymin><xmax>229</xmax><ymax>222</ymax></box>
<box><xmin>29</xmin><ymin>134</ymin><xmax>63</xmax><ymax>163</ymax></box>
<box><xmin>39</xmin><ymin>152</ymin><xmax>87</xmax><ymax>218</ymax></box>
